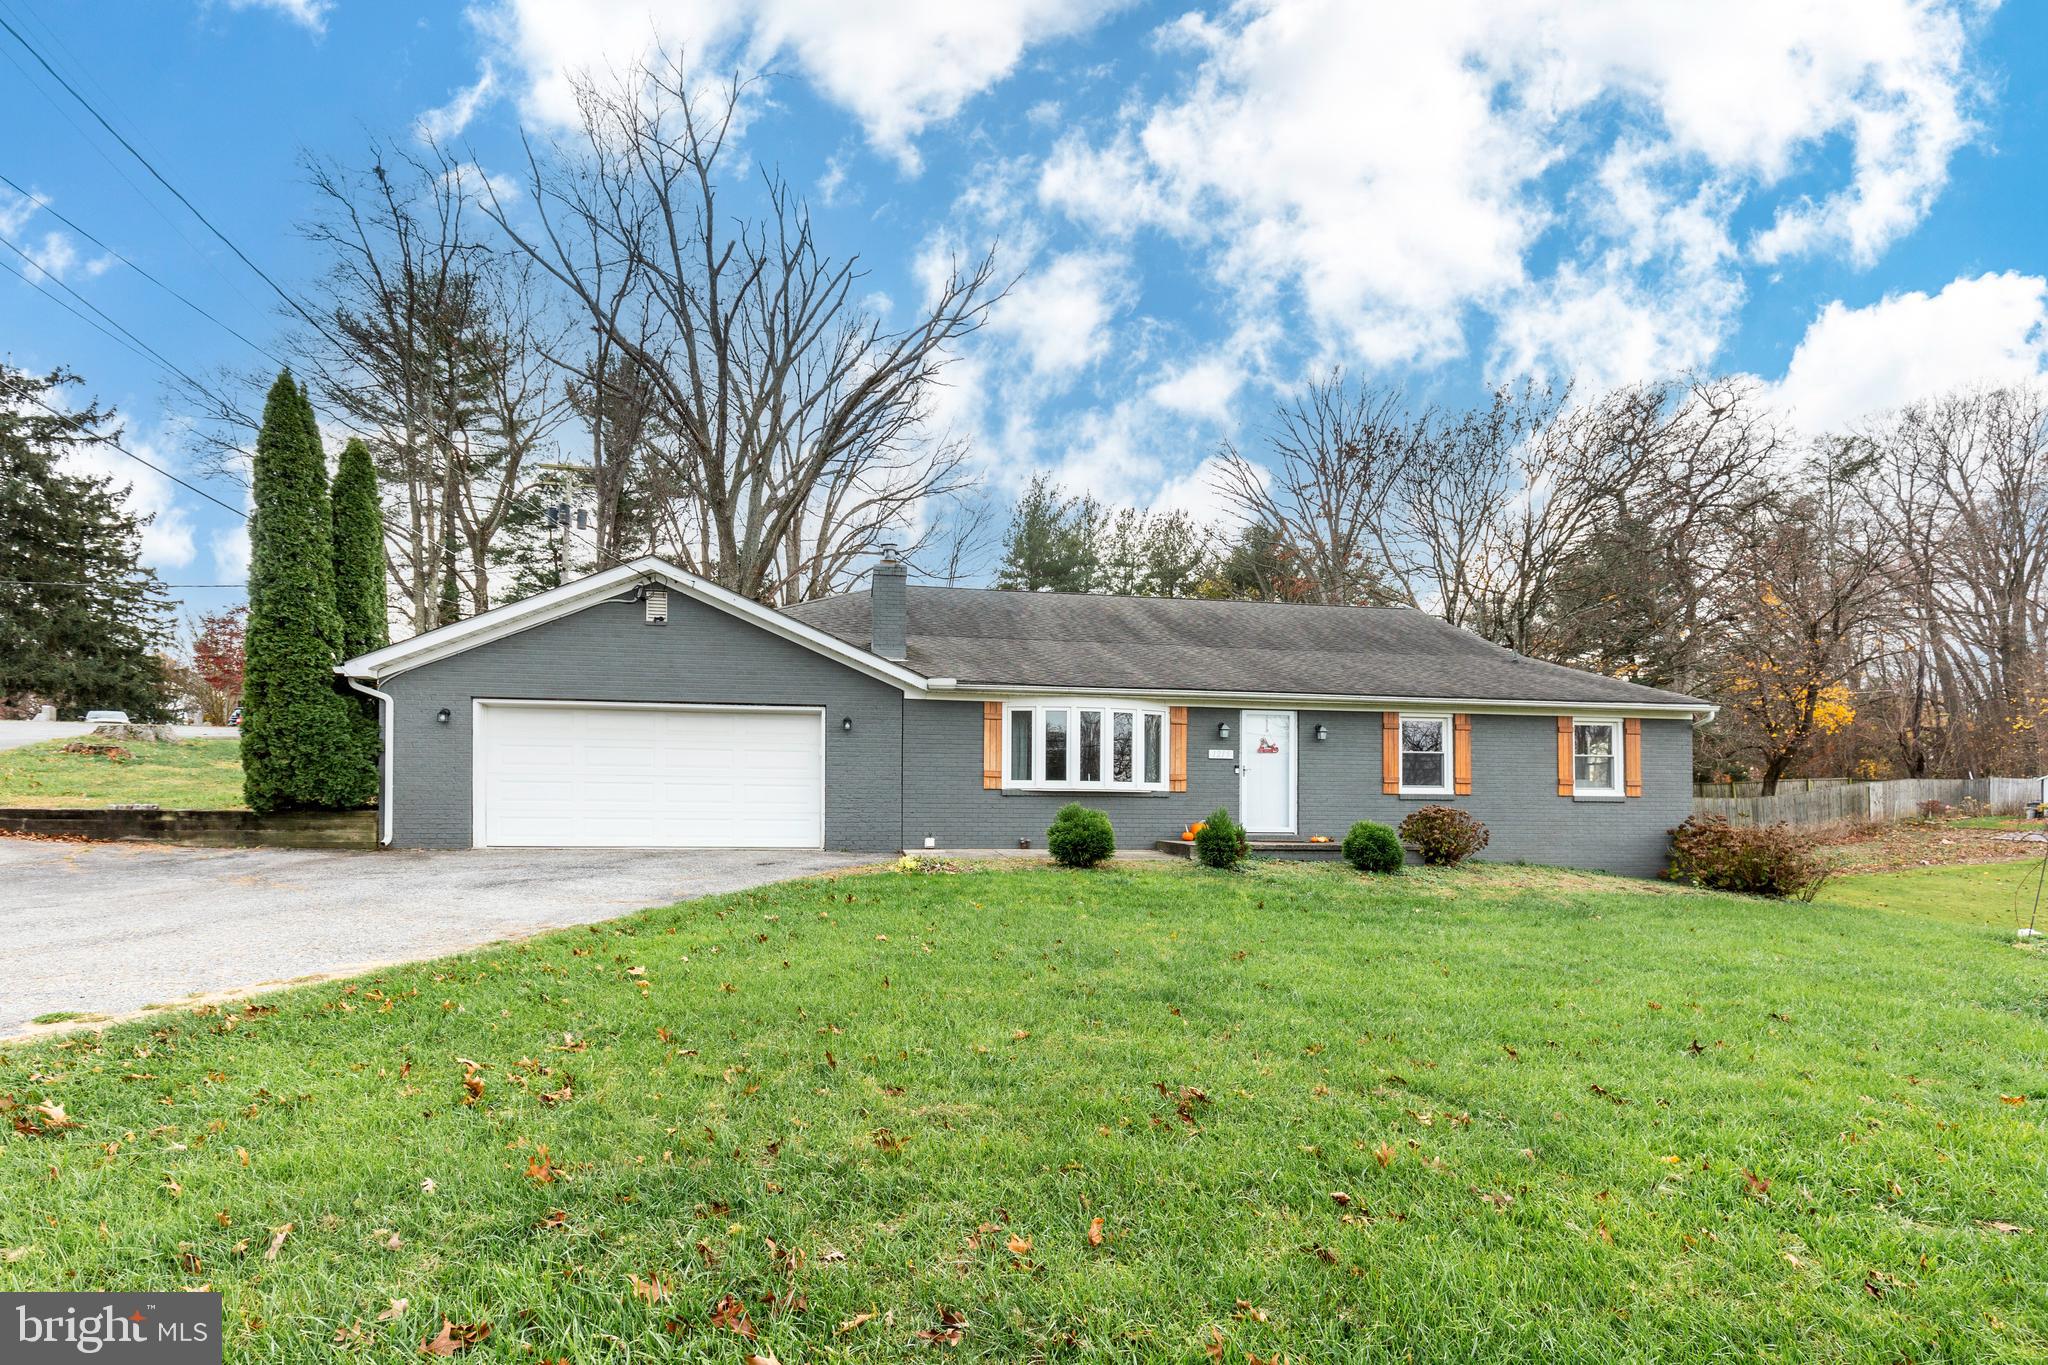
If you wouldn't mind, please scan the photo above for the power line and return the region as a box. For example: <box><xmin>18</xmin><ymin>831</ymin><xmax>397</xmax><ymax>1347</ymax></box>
<box><xmin>0</xmin><ymin>170</ymin><xmax>284</xmax><ymax>366</ymax></box>
<box><xmin>14</xmin><ymin>390</ymin><xmax>249</xmax><ymax>520</ymax></box>
<box><xmin>0</xmin><ymin>226</ymin><xmax>210</xmax><ymax>393</ymax></box>
<box><xmin>0</xmin><ymin>11</ymin><xmax>325</xmax><ymax>334</ymax></box>
<box><xmin>0</xmin><ymin>579</ymin><xmax>246</xmax><ymax>588</ymax></box>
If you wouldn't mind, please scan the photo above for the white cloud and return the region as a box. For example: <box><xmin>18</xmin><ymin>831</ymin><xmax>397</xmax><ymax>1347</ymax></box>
<box><xmin>1148</xmin><ymin>356</ymin><xmax>1246</xmax><ymax>422</ymax></box>
<box><xmin>18</xmin><ymin>230</ymin><xmax>115</xmax><ymax>285</ymax></box>
<box><xmin>1038</xmin><ymin>0</ymin><xmax>1986</xmax><ymax>370</ymax></box>
<box><xmin>59</xmin><ymin>433</ymin><xmax>197</xmax><ymax>573</ymax></box>
<box><xmin>479</xmin><ymin>0</ymin><xmax>1126</xmax><ymax>169</ymax></box>
<box><xmin>418</xmin><ymin>62</ymin><xmax>499</xmax><ymax>143</ymax></box>
<box><xmin>211</xmin><ymin>524</ymin><xmax>252</xmax><ymax>581</ymax></box>
<box><xmin>1767</xmin><ymin>272</ymin><xmax>2048</xmax><ymax>431</ymax></box>
<box><xmin>988</xmin><ymin>250</ymin><xmax>1130</xmax><ymax>375</ymax></box>
<box><xmin>222</xmin><ymin>0</ymin><xmax>332</xmax><ymax>33</ymax></box>
<box><xmin>0</xmin><ymin>184</ymin><xmax>38</xmax><ymax>237</ymax></box>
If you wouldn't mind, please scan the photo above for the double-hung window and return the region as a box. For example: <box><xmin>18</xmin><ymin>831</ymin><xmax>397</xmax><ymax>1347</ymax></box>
<box><xmin>1002</xmin><ymin>701</ymin><xmax>1171</xmax><ymax>792</ymax></box>
<box><xmin>1398</xmin><ymin>714</ymin><xmax>1454</xmax><ymax>795</ymax></box>
<box><xmin>1573</xmin><ymin>719</ymin><xmax>1623</xmax><ymax>796</ymax></box>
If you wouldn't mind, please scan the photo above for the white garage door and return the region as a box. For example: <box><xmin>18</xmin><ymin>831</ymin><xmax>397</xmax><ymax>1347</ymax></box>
<box><xmin>476</xmin><ymin>703</ymin><xmax>823</xmax><ymax>848</ymax></box>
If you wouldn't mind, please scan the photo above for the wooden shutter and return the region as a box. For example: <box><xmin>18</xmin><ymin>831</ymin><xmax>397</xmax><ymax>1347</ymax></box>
<box><xmin>1453</xmin><ymin>714</ymin><xmax>1472</xmax><ymax>795</ymax></box>
<box><xmin>1381</xmin><ymin>712</ymin><xmax>1400</xmax><ymax>794</ymax></box>
<box><xmin>1624</xmin><ymin>717</ymin><xmax>1642</xmax><ymax>797</ymax></box>
<box><xmin>1169</xmin><ymin>706</ymin><xmax>1188</xmax><ymax>792</ymax></box>
<box><xmin>1556</xmin><ymin>716</ymin><xmax>1574</xmax><ymax>796</ymax></box>
<box><xmin>982</xmin><ymin>702</ymin><xmax>1002</xmax><ymax>790</ymax></box>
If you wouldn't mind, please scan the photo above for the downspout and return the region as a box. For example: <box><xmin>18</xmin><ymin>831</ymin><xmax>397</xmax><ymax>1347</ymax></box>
<box><xmin>344</xmin><ymin>675</ymin><xmax>396</xmax><ymax>848</ymax></box>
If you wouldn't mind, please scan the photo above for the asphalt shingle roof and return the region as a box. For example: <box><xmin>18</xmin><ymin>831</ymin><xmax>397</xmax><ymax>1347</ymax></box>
<box><xmin>784</xmin><ymin>587</ymin><xmax>1708</xmax><ymax>708</ymax></box>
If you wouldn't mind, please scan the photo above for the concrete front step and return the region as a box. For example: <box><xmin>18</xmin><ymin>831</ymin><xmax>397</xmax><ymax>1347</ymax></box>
<box><xmin>1153</xmin><ymin>838</ymin><xmax>1344</xmax><ymax>860</ymax></box>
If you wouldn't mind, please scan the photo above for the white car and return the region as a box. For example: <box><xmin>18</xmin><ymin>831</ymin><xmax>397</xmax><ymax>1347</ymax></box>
<box><xmin>83</xmin><ymin>710</ymin><xmax>131</xmax><ymax>724</ymax></box>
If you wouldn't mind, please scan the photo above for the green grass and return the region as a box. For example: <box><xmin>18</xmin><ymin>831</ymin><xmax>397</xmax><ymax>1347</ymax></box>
<box><xmin>2</xmin><ymin>860</ymin><xmax>2043</xmax><ymax>1362</ymax></box>
<box><xmin>0</xmin><ymin>737</ymin><xmax>244</xmax><ymax>808</ymax></box>
<box><xmin>1819</xmin><ymin>858</ymin><xmax>2048</xmax><ymax>931</ymax></box>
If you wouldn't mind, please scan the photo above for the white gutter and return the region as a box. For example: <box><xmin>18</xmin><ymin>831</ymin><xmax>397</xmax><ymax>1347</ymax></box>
<box><xmin>344</xmin><ymin>676</ymin><xmax>396</xmax><ymax>847</ymax></box>
<box><xmin>929</xmin><ymin>680</ymin><xmax>1714</xmax><ymax>719</ymax></box>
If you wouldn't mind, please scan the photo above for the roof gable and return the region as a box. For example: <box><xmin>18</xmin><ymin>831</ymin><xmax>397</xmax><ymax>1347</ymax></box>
<box><xmin>338</xmin><ymin>557</ymin><xmax>929</xmax><ymax>690</ymax></box>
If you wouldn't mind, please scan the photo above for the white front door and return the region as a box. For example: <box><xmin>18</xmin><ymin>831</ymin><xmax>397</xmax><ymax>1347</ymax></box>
<box><xmin>1239</xmin><ymin>709</ymin><xmax>1296</xmax><ymax>833</ymax></box>
<box><xmin>475</xmin><ymin>702</ymin><xmax>824</xmax><ymax>849</ymax></box>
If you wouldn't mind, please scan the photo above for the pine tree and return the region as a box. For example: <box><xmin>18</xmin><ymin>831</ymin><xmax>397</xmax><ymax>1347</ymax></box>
<box><xmin>241</xmin><ymin>371</ymin><xmax>369</xmax><ymax>812</ymax></box>
<box><xmin>994</xmin><ymin>474</ymin><xmax>1100</xmax><ymax>593</ymax></box>
<box><xmin>0</xmin><ymin>366</ymin><xmax>174</xmax><ymax>718</ymax></box>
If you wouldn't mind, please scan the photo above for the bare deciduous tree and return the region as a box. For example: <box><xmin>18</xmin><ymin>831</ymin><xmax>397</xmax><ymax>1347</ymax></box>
<box><xmin>1210</xmin><ymin>370</ymin><xmax>1422</xmax><ymax>605</ymax></box>
<box><xmin>482</xmin><ymin>57</ymin><xmax>999</xmax><ymax>605</ymax></box>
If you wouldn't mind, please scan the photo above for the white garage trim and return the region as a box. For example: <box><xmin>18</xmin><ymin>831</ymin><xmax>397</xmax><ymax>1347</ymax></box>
<box><xmin>471</xmin><ymin>699</ymin><xmax>826</xmax><ymax>850</ymax></box>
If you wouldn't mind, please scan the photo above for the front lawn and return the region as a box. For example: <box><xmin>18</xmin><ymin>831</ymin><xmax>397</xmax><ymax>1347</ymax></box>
<box><xmin>0</xmin><ymin>736</ymin><xmax>244</xmax><ymax>808</ymax></box>
<box><xmin>2</xmin><ymin>860</ymin><xmax>2042</xmax><ymax>1361</ymax></box>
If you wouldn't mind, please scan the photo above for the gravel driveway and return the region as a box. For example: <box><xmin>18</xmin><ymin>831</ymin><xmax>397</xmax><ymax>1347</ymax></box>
<box><xmin>0</xmin><ymin>841</ymin><xmax>870</xmax><ymax>1037</ymax></box>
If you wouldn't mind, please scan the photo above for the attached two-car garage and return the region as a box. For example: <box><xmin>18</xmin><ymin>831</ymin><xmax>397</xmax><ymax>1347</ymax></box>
<box><xmin>474</xmin><ymin>702</ymin><xmax>824</xmax><ymax>849</ymax></box>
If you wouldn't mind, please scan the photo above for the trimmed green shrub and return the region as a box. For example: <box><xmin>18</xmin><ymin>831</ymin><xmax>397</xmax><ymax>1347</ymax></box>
<box><xmin>1398</xmin><ymin>804</ymin><xmax>1490</xmax><ymax>865</ymax></box>
<box><xmin>1193</xmin><ymin>807</ymin><xmax>1248</xmax><ymax>869</ymax></box>
<box><xmin>1047</xmin><ymin>803</ymin><xmax>1115</xmax><ymax>867</ymax></box>
<box><xmin>1665</xmin><ymin>814</ymin><xmax>1830</xmax><ymax>900</ymax></box>
<box><xmin>242</xmin><ymin>372</ymin><xmax>371</xmax><ymax>814</ymax></box>
<box><xmin>1342</xmin><ymin>820</ymin><xmax>1403</xmax><ymax>873</ymax></box>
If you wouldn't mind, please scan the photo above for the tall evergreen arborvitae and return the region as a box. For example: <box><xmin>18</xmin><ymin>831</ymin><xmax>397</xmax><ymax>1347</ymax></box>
<box><xmin>330</xmin><ymin>438</ymin><xmax>389</xmax><ymax>660</ymax></box>
<box><xmin>0</xmin><ymin>365</ymin><xmax>174</xmax><ymax>718</ymax></box>
<box><xmin>329</xmin><ymin>436</ymin><xmax>389</xmax><ymax>797</ymax></box>
<box><xmin>241</xmin><ymin>371</ymin><xmax>369</xmax><ymax>812</ymax></box>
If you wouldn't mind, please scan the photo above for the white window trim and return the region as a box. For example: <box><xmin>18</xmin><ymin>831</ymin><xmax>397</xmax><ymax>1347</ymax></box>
<box><xmin>1572</xmin><ymin>717</ymin><xmax>1626</xmax><ymax>797</ymax></box>
<box><xmin>1001</xmin><ymin>699</ymin><xmax>1172</xmax><ymax>793</ymax></box>
<box><xmin>1397</xmin><ymin>712</ymin><xmax>1457</xmax><ymax>797</ymax></box>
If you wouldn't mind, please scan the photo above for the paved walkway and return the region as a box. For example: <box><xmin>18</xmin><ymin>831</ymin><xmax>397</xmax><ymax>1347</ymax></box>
<box><xmin>1</xmin><ymin>841</ymin><xmax>869</xmax><ymax>1036</ymax></box>
<box><xmin>0</xmin><ymin>721</ymin><xmax>240</xmax><ymax>751</ymax></box>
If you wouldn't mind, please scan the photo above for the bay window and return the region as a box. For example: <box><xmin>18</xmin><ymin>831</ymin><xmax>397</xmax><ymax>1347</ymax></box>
<box><xmin>1002</xmin><ymin>701</ymin><xmax>1171</xmax><ymax>792</ymax></box>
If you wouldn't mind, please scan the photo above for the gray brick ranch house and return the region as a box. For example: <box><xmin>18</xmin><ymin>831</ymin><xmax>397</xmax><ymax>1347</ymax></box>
<box><xmin>338</xmin><ymin>553</ymin><xmax>1714</xmax><ymax>876</ymax></box>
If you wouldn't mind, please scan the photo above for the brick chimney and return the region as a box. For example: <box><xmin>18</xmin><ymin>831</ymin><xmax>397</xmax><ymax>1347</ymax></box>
<box><xmin>871</xmin><ymin>544</ymin><xmax>908</xmax><ymax>661</ymax></box>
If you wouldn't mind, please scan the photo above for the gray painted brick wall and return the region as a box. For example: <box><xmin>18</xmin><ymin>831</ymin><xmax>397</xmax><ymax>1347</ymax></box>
<box><xmin>906</xmin><ymin>701</ymin><xmax>1691</xmax><ymax>877</ymax></box>
<box><xmin>376</xmin><ymin>592</ymin><xmax>1692</xmax><ymax>876</ymax></box>
<box><xmin>380</xmin><ymin>594</ymin><xmax>905</xmax><ymax>850</ymax></box>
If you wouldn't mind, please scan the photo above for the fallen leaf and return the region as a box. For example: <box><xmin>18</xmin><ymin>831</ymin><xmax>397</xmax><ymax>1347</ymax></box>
<box><xmin>629</xmin><ymin>1271</ymin><xmax>671</xmax><ymax>1303</ymax></box>
<box><xmin>1372</xmin><ymin>1143</ymin><xmax>1396</xmax><ymax>1168</ymax></box>
<box><xmin>744</xmin><ymin>1356</ymin><xmax>780</xmax><ymax>1365</ymax></box>
<box><xmin>1740</xmin><ymin>1169</ymin><xmax>1771</xmax><ymax>1201</ymax></box>
<box><xmin>1976</xmin><ymin>1219</ymin><xmax>2032</xmax><ymax>1235</ymax></box>
<box><xmin>264</xmin><ymin>1223</ymin><xmax>292</xmax><ymax>1261</ymax></box>
<box><xmin>1087</xmin><ymin>1216</ymin><xmax>1104</xmax><ymax>1247</ymax></box>
<box><xmin>525</xmin><ymin>1145</ymin><xmax>558</xmax><ymax>1185</ymax></box>
<box><xmin>420</xmin><ymin>1320</ymin><xmax>489</xmax><ymax>1356</ymax></box>
<box><xmin>836</xmin><ymin>1310</ymin><xmax>876</xmax><ymax>1335</ymax></box>
<box><xmin>1999</xmin><ymin>1094</ymin><xmax>2027</xmax><ymax>1106</ymax></box>
<box><xmin>709</xmin><ymin>1293</ymin><xmax>756</xmax><ymax>1340</ymax></box>
<box><xmin>1329</xmin><ymin>1191</ymin><xmax>1352</xmax><ymax>1206</ymax></box>
<box><xmin>378</xmin><ymin>1299</ymin><xmax>409</xmax><ymax>1322</ymax></box>
<box><xmin>1005</xmin><ymin>1233</ymin><xmax>1032</xmax><ymax>1256</ymax></box>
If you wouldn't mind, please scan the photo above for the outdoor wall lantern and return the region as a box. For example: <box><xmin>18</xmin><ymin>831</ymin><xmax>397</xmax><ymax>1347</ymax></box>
<box><xmin>436</xmin><ymin>707</ymin><xmax>452</xmax><ymax>724</ymax></box>
<box><xmin>842</xmin><ymin>715</ymin><xmax>854</xmax><ymax>733</ymax></box>
<box><xmin>1314</xmin><ymin>724</ymin><xmax>1329</xmax><ymax>742</ymax></box>
<box><xmin>1216</xmin><ymin>721</ymin><xmax>1231</xmax><ymax>740</ymax></box>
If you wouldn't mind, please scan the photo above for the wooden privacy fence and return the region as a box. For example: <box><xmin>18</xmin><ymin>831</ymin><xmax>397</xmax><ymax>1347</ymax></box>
<box><xmin>1692</xmin><ymin>777</ymin><xmax>2043</xmax><ymax>828</ymax></box>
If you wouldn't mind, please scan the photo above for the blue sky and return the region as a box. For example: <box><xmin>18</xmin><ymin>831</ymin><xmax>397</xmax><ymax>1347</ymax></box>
<box><xmin>4</xmin><ymin>0</ymin><xmax>2046</xmax><ymax>625</ymax></box>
